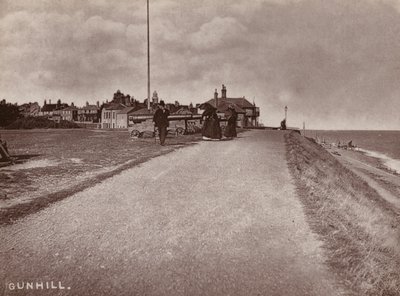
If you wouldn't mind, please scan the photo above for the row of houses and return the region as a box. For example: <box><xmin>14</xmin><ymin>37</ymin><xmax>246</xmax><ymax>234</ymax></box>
<box><xmin>17</xmin><ymin>85</ymin><xmax>260</xmax><ymax>129</ymax></box>
<box><xmin>100</xmin><ymin>86</ymin><xmax>259</xmax><ymax>129</ymax></box>
<box><xmin>18</xmin><ymin>100</ymin><xmax>101</xmax><ymax>123</ymax></box>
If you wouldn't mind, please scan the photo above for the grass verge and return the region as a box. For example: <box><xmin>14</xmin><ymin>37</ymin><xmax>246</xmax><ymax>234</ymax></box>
<box><xmin>285</xmin><ymin>131</ymin><xmax>400</xmax><ymax>296</ymax></box>
<box><xmin>0</xmin><ymin>136</ymin><xmax>201</xmax><ymax>225</ymax></box>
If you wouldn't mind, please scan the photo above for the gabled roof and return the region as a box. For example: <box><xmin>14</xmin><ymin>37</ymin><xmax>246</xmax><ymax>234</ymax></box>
<box><xmin>117</xmin><ymin>107</ymin><xmax>136</xmax><ymax>114</ymax></box>
<box><xmin>104</xmin><ymin>103</ymin><xmax>126</xmax><ymax>110</ymax></box>
<box><xmin>130</xmin><ymin>108</ymin><xmax>154</xmax><ymax>116</ymax></box>
<box><xmin>82</xmin><ymin>105</ymin><xmax>99</xmax><ymax>110</ymax></box>
<box><xmin>41</xmin><ymin>104</ymin><xmax>68</xmax><ymax>112</ymax></box>
<box><xmin>216</xmin><ymin>101</ymin><xmax>246</xmax><ymax>114</ymax></box>
<box><xmin>204</xmin><ymin>99</ymin><xmax>246</xmax><ymax>113</ymax></box>
<box><xmin>206</xmin><ymin>97</ymin><xmax>255</xmax><ymax>109</ymax></box>
<box><xmin>41</xmin><ymin>104</ymin><xmax>58</xmax><ymax>112</ymax></box>
<box><xmin>61</xmin><ymin>106</ymin><xmax>78</xmax><ymax>111</ymax></box>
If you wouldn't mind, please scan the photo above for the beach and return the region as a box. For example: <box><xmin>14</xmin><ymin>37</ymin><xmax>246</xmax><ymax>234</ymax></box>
<box><xmin>330</xmin><ymin>147</ymin><xmax>400</xmax><ymax>209</ymax></box>
<box><xmin>306</xmin><ymin>130</ymin><xmax>400</xmax><ymax>174</ymax></box>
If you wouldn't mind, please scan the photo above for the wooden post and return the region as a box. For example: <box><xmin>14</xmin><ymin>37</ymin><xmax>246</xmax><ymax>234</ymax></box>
<box><xmin>147</xmin><ymin>0</ymin><xmax>150</xmax><ymax>111</ymax></box>
<box><xmin>284</xmin><ymin>106</ymin><xmax>288</xmax><ymax>125</ymax></box>
<box><xmin>0</xmin><ymin>142</ymin><xmax>11</xmax><ymax>162</ymax></box>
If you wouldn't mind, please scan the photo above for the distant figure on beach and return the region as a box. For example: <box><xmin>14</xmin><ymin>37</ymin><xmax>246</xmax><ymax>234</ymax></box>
<box><xmin>224</xmin><ymin>104</ymin><xmax>237</xmax><ymax>138</ymax></box>
<box><xmin>280</xmin><ymin>119</ymin><xmax>287</xmax><ymax>130</ymax></box>
<box><xmin>201</xmin><ymin>103</ymin><xmax>222</xmax><ymax>140</ymax></box>
<box><xmin>153</xmin><ymin>100</ymin><xmax>170</xmax><ymax>146</ymax></box>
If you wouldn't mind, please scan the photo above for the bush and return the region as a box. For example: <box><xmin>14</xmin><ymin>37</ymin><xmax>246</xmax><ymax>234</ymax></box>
<box><xmin>6</xmin><ymin>117</ymin><xmax>81</xmax><ymax>129</ymax></box>
<box><xmin>0</xmin><ymin>104</ymin><xmax>20</xmax><ymax>127</ymax></box>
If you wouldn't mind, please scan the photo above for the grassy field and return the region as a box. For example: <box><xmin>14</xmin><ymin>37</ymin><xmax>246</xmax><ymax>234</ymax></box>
<box><xmin>285</xmin><ymin>131</ymin><xmax>400</xmax><ymax>296</ymax></box>
<box><xmin>0</xmin><ymin>129</ymin><xmax>202</xmax><ymax>224</ymax></box>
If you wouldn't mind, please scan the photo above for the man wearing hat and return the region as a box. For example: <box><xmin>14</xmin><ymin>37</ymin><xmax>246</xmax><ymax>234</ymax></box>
<box><xmin>153</xmin><ymin>100</ymin><xmax>170</xmax><ymax>145</ymax></box>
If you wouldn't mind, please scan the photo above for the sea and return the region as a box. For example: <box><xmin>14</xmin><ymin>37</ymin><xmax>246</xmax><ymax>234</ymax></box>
<box><xmin>304</xmin><ymin>130</ymin><xmax>400</xmax><ymax>174</ymax></box>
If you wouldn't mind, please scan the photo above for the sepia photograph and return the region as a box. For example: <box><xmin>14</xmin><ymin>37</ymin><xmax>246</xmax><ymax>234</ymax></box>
<box><xmin>0</xmin><ymin>0</ymin><xmax>399</xmax><ymax>295</ymax></box>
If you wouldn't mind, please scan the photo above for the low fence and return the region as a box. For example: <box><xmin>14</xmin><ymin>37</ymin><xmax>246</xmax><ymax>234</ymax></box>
<box><xmin>128</xmin><ymin>115</ymin><xmax>204</xmax><ymax>138</ymax></box>
<box><xmin>75</xmin><ymin>122</ymin><xmax>101</xmax><ymax>129</ymax></box>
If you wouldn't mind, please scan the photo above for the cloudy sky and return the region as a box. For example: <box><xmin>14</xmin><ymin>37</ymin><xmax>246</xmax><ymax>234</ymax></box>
<box><xmin>1</xmin><ymin>0</ymin><xmax>400</xmax><ymax>129</ymax></box>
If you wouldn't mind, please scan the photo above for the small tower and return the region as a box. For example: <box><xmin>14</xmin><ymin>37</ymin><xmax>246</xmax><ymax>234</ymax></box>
<box><xmin>152</xmin><ymin>91</ymin><xmax>159</xmax><ymax>105</ymax></box>
<box><xmin>221</xmin><ymin>84</ymin><xmax>227</xmax><ymax>99</ymax></box>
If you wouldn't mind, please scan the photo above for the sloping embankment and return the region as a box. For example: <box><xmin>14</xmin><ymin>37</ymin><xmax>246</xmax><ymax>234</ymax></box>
<box><xmin>285</xmin><ymin>131</ymin><xmax>400</xmax><ymax>296</ymax></box>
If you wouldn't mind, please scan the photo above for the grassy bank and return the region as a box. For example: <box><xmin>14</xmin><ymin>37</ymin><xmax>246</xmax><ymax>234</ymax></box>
<box><xmin>0</xmin><ymin>129</ymin><xmax>203</xmax><ymax>224</ymax></box>
<box><xmin>285</xmin><ymin>131</ymin><xmax>400</xmax><ymax>296</ymax></box>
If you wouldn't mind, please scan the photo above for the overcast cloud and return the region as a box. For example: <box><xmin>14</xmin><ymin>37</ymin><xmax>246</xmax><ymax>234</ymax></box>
<box><xmin>0</xmin><ymin>0</ymin><xmax>399</xmax><ymax>129</ymax></box>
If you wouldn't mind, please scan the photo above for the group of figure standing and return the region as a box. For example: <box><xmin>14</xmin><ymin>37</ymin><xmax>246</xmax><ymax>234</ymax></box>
<box><xmin>201</xmin><ymin>103</ymin><xmax>237</xmax><ymax>141</ymax></box>
<box><xmin>153</xmin><ymin>101</ymin><xmax>237</xmax><ymax>146</ymax></box>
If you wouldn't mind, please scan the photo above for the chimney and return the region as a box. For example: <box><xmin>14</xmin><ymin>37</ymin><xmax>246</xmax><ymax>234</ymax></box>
<box><xmin>71</xmin><ymin>102</ymin><xmax>75</xmax><ymax>107</ymax></box>
<box><xmin>86</xmin><ymin>101</ymin><xmax>89</xmax><ymax>107</ymax></box>
<box><xmin>49</xmin><ymin>99</ymin><xmax>51</xmax><ymax>105</ymax></box>
<box><xmin>214</xmin><ymin>89</ymin><xmax>218</xmax><ymax>108</ymax></box>
<box><xmin>221</xmin><ymin>84</ymin><xmax>226</xmax><ymax>99</ymax></box>
<box><xmin>96</xmin><ymin>101</ymin><xmax>100</xmax><ymax>108</ymax></box>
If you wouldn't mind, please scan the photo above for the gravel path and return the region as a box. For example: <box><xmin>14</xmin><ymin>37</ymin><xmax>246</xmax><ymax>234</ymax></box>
<box><xmin>1</xmin><ymin>130</ymin><xmax>341</xmax><ymax>296</ymax></box>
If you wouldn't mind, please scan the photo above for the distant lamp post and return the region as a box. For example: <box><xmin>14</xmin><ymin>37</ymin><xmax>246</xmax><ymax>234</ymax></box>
<box><xmin>284</xmin><ymin>106</ymin><xmax>288</xmax><ymax>124</ymax></box>
<box><xmin>146</xmin><ymin>0</ymin><xmax>150</xmax><ymax>111</ymax></box>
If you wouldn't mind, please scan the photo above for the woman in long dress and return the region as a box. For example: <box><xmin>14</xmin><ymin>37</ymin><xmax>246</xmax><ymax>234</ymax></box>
<box><xmin>201</xmin><ymin>103</ymin><xmax>222</xmax><ymax>140</ymax></box>
<box><xmin>224</xmin><ymin>105</ymin><xmax>237</xmax><ymax>138</ymax></box>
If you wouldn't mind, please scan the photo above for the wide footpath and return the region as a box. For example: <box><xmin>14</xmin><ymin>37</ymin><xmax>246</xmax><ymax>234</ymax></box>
<box><xmin>1</xmin><ymin>130</ymin><xmax>343</xmax><ymax>296</ymax></box>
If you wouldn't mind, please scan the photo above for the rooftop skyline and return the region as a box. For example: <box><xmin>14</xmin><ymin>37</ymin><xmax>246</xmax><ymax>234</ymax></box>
<box><xmin>1</xmin><ymin>0</ymin><xmax>400</xmax><ymax>130</ymax></box>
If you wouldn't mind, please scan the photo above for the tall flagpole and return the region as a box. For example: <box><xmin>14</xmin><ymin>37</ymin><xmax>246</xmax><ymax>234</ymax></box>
<box><xmin>147</xmin><ymin>0</ymin><xmax>150</xmax><ymax>111</ymax></box>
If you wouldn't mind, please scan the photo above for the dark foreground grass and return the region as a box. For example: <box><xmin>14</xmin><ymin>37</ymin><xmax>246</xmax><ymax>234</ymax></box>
<box><xmin>0</xmin><ymin>129</ymin><xmax>202</xmax><ymax>225</ymax></box>
<box><xmin>285</xmin><ymin>131</ymin><xmax>400</xmax><ymax>296</ymax></box>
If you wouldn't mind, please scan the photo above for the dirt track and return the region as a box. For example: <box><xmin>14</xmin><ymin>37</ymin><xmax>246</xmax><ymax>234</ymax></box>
<box><xmin>0</xmin><ymin>130</ymin><xmax>342</xmax><ymax>296</ymax></box>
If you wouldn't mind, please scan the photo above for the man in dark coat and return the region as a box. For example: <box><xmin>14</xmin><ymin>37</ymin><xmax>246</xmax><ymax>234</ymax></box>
<box><xmin>153</xmin><ymin>100</ymin><xmax>170</xmax><ymax>145</ymax></box>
